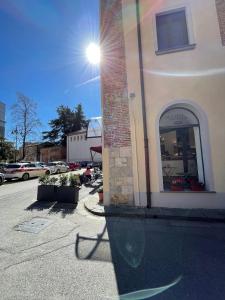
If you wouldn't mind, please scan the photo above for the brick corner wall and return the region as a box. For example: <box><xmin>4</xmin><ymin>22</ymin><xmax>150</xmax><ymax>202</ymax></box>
<box><xmin>101</xmin><ymin>0</ymin><xmax>134</xmax><ymax>205</ymax></box>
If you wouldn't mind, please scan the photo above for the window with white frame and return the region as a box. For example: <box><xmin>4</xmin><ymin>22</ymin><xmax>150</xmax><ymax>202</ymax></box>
<box><xmin>156</xmin><ymin>8</ymin><xmax>193</xmax><ymax>53</ymax></box>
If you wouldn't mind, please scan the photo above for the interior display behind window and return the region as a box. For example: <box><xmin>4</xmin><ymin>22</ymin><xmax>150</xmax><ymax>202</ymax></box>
<box><xmin>160</xmin><ymin>108</ymin><xmax>205</xmax><ymax>191</ymax></box>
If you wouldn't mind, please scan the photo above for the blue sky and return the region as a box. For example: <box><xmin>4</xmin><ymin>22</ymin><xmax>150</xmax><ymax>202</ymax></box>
<box><xmin>0</xmin><ymin>0</ymin><xmax>100</xmax><ymax>141</ymax></box>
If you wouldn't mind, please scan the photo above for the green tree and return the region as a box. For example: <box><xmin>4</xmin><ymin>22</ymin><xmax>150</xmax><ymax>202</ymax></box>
<box><xmin>42</xmin><ymin>104</ymin><xmax>88</xmax><ymax>146</ymax></box>
<box><xmin>11</xmin><ymin>93</ymin><xmax>41</xmax><ymax>159</ymax></box>
<box><xmin>0</xmin><ymin>138</ymin><xmax>16</xmax><ymax>162</ymax></box>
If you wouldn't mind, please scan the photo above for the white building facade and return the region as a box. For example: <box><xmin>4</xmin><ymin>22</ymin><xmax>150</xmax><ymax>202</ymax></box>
<box><xmin>67</xmin><ymin>117</ymin><xmax>102</xmax><ymax>162</ymax></box>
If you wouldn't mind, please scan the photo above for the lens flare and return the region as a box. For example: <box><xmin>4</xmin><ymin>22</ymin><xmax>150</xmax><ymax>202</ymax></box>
<box><xmin>86</xmin><ymin>43</ymin><xmax>101</xmax><ymax>65</ymax></box>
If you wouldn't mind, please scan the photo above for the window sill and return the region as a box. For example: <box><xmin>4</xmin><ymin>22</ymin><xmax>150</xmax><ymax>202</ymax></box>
<box><xmin>156</xmin><ymin>44</ymin><xmax>196</xmax><ymax>55</ymax></box>
<box><xmin>160</xmin><ymin>191</ymin><xmax>216</xmax><ymax>194</ymax></box>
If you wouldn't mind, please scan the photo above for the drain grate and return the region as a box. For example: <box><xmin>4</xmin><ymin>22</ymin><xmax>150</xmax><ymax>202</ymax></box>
<box><xmin>15</xmin><ymin>218</ymin><xmax>53</xmax><ymax>234</ymax></box>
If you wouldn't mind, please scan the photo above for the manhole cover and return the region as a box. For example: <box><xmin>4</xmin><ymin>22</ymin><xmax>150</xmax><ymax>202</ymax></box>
<box><xmin>15</xmin><ymin>218</ymin><xmax>53</xmax><ymax>234</ymax></box>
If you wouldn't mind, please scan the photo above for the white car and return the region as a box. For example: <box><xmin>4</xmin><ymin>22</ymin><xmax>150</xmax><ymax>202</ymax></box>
<box><xmin>0</xmin><ymin>173</ymin><xmax>5</xmax><ymax>185</ymax></box>
<box><xmin>4</xmin><ymin>163</ymin><xmax>51</xmax><ymax>181</ymax></box>
<box><xmin>47</xmin><ymin>161</ymin><xmax>69</xmax><ymax>174</ymax></box>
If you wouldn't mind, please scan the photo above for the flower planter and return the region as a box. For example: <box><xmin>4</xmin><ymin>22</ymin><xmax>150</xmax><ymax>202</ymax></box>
<box><xmin>98</xmin><ymin>191</ymin><xmax>103</xmax><ymax>203</ymax></box>
<box><xmin>171</xmin><ymin>185</ymin><xmax>184</xmax><ymax>192</ymax></box>
<box><xmin>56</xmin><ymin>186</ymin><xmax>79</xmax><ymax>203</ymax></box>
<box><xmin>37</xmin><ymin>185</ymin><xmax>56</xmax><ymax>202</ymax></box>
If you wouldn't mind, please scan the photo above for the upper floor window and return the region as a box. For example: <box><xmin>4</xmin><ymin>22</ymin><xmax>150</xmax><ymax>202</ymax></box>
<box><xmin>74</xmin><ymin>136</ymin><xmax>76</xmax><ymax>141</ymax></box>
<box><xmin>155</xmin><ymin>8</ymin><xmax>195</xmax><ymax>54</ymax></box>
<box><xmin>70</xmin><ymin>137</ymin><xmax>72</xmax><ymax>142</ymax></box>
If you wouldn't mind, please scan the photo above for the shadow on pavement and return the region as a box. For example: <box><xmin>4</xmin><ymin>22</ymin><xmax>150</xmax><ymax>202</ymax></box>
<box><xmin>75</xmin><ymin>217</ymin><xmax>225</xmax><ymax>299</ymax></box>
<box><xmin>25</xmin><ymin>201</ymin><xmax>78</xmax><ymax>218</ymax></box>
<box><xmin>48</xmin><ymin>202</ymin><xmax>78</xmax><ymax>218</ymax></box>
<box><xmin>25</xmin><ymin>201</ymin><xmax>55</xmax><ymax>211</ymax></box>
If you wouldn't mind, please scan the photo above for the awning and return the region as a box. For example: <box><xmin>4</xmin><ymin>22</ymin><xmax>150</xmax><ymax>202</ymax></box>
<box><xmin>90</xmin><ymin>146</ymin><xmax>102</xmax><ymax>154</ymax></box>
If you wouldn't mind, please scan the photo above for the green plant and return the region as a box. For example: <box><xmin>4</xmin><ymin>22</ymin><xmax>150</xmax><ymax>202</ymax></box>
<box><xmin>39</xmin><ymin>174</ymin><xmax>50</xmax><ymax>185</ymax></box>
<box><xmin>59</xmin><ymin>174</ymin><xmax>68</xmax><ymax>186</ymax></box>
<box><xmin>39</xmin><ymin>175</ymin><xmax>58</xmax><ymax>185</ymax></box>
<box><xmin>69</xmin><ymin>174</ymin><xmax>79</xmax><ymax>187</ymax></box>
<box><xmin>49</xmin><ymin>177</ymin><xmax>58</xmax><ymax>185</ymax></box>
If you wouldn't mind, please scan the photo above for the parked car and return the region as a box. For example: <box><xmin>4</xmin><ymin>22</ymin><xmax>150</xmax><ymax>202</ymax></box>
<box><xmin>79</xmin><ymin>161</ymin><xmax>92</xmax><ymax>168</ymax></box>
<box><xmin>68</xmin><ymin>162</ymin><xmax>81</xmax><ymax>171</ymax></box>
<box><xmin>47</xmin><ymin>161</ymin><xmax>69</xmax><ymax>174</ymax></box>
<box><xmin>0</xmin><ymin>163</ymin><xmax>7</xmax><ymax>172</ymax></box>
<box><xmin>4</xmin><ymin>163</ymin><xmax>51</xmax><ymax>181</ymax></box>
<box><xmin>87</xmin><ymin>161</ymin><xmax>102</xmax><ymax>169</ymax></box>
<box><xmin>0</xmin><ymin>173</ymin><xmax>5</xmax><ymax>185</ymax></box>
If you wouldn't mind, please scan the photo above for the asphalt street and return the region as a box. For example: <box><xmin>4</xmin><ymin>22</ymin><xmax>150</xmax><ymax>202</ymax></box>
<box><xmin>0</xmin><ymin>176</ymin><xmax>225</xmax><ymax>299</ymax></box>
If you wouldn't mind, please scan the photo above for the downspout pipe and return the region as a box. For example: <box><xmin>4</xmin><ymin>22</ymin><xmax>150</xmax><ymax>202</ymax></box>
<box><xmin>135</xmin><ymin>0</ymin><xmax>151</xmax><ymax>208</ymax></box>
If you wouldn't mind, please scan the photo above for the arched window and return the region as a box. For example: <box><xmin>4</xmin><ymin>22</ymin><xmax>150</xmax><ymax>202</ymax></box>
<box><xmin>159</xmin><ymin>107</ymin><xmax>205</xmax><ymax>191</ymax></box>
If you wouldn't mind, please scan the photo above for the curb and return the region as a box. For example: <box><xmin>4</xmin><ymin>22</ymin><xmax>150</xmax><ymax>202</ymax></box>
<box><xmin>84</xmin><ymin>201</ymin><xmax>225</xmax><ymax>223</ymax></box>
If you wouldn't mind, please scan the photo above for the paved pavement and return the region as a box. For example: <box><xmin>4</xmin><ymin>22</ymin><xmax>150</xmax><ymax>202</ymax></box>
<box><xmin>1</xmin><ymin>177</ymin><xmax>225</xmax><ymax>299</ymax></box>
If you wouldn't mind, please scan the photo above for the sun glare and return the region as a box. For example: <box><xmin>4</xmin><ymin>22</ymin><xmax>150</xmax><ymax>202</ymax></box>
<box><xmin>86</xmin><ymin>43</ymin><xmax>101</xmax><ymax>65</ymax></box>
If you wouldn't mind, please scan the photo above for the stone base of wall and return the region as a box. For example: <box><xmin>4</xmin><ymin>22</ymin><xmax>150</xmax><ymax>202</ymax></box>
<box><xmin>108</xmin><ymin>146</ymin><xmax>134</xmax><ymax>205</ymax></box>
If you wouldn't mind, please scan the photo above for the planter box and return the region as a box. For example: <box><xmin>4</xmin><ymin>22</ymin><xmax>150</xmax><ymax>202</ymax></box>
<box><xmin>37</xmin><ymin>185</ymin><xmax>56</xmax><ymax>202</ymax></box>
<box><xmin>171</xmin><ymin>185</ymin><xmax>184</xmax><ymax>192</ymax></box>
<box><xmin>56</xmin><ymin>186</ymin><xmax>79</xmax><ymax>203</ymax></box>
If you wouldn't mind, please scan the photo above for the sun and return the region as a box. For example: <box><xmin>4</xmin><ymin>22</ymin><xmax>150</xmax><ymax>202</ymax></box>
<box><xmin>86</xmin><ymin>43</ymin><xmax>101</xmax><ymax>65</ymax></box>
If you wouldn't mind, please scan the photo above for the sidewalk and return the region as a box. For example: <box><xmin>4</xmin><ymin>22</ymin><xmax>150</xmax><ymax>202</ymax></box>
<box><xmin>84</xmin><ymin>195</ymin><xmax>225</xmax><ymax>223</ymax></box>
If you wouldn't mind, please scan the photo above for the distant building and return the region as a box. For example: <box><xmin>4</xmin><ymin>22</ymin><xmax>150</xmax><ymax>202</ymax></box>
<box><xmin>0</xmin><ymin>102</ymin><xmax>5</xmax><ymax>138</ymax></box>
<box><xmin>19</xmin><ymin>142</ymin><xmax>41</xmax><ymax>162</ymax></box>
<box><xmin>67</xmin><ymin>117</ymin><xmax>102</xmax><ymax>162</ymax></box>
<box><xmin>40</xmin><ymin>144</ymin><xmax>66</xmax><ymax>163</ymax></box>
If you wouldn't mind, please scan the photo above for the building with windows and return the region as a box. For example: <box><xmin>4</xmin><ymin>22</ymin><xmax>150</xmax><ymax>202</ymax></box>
<box><xmin>0</xmin><ymin>102</ymin><xmax>5</xmax><ymax>138</ymax></box>
<box><xmin>101</xmin><ymin>0</ymin><xmax>225</xmax><ymax>208</ymax></box>
<box><xmin>67</xmin><ymin>117</ymin><xmax>102</xmax><ymax>162</ymax></box>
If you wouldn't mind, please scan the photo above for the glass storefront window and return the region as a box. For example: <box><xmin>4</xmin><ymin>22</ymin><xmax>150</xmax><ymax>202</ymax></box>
<box><xmin>160</xmin><ymin>108</ymin><xmax>205</xmax><ymax>191</ymax></box>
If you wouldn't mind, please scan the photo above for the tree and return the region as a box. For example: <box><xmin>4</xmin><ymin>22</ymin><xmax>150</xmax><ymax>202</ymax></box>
<box><xmin>42</xmin><ymin>104</ymin><xmax>88</xmax><ymax>146</ymax></box>
<box><xmin>0</xmin><ymin>138</ymin><xmax>16</xmax><ymax>162</ymax></box>
<box><xmin>11</xmin><ymin>93</ymin><xmax>41</xmax><ymax>159</ymax></box>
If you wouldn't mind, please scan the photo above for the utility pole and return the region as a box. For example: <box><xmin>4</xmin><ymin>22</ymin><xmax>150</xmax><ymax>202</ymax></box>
<box><xmin>11</xmin><ymin>126</ymin><xmax>19</xmax><ymax>162</ymax></box>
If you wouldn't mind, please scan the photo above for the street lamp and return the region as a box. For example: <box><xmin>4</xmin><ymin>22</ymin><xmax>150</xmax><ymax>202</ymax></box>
<box><xmin>11</xmin><ymin>126</ymin><xmax>19</xmax><ymax>162</ymax></box>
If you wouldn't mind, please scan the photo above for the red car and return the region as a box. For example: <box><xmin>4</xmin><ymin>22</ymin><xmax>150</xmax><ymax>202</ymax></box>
<box><xmin>68</xmin><ymin>162</ymin><xmax>81</xmax><ymax>171</ymax></box>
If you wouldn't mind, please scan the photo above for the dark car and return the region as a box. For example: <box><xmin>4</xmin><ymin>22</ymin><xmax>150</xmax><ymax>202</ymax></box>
<box><xmin>0</xmin><ymin>173</ymin><xmax>5</xmax><ymax>185</ymax></box>
<box><xmin>87</xmin><ymin>161</ymin><xmax>102</xmax><ymax>169</ymax></box>
<box><xmin>79</xmin><ymin>161</ymin><xmax>92</xmax><ymax>168</ymax></box>
<box><xmin>0</xmin><ymin>163</ymin><xmax>7</xmax><ymax>172</ymax></box>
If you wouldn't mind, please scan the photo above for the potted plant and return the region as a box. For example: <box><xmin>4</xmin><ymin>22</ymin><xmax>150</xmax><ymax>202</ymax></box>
<box><xmin>37</xmin><ymin>174</ymin><xmax>58</xmax><ymax>202</ymax></box>
<box><xmin>97</xmin><ymin>187</ymin><xmax>103</xmax><ymax>203</ymax></box>
<box><xmin>56</xmin><ymin>174</ymin><xmax>80</xmax><ymax>203</ymax></box>
<box><xmin>171</xmin><ymin>178</ymin><xmax>184</xmax><ymax>191</ymax></box>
